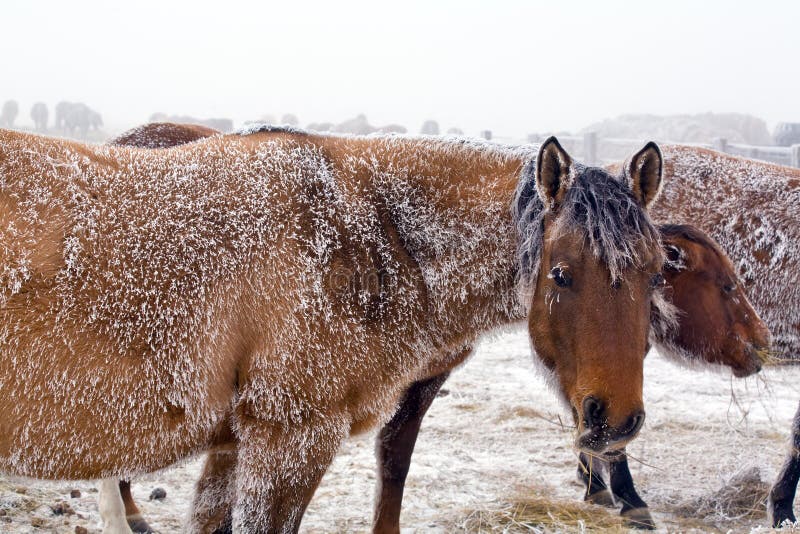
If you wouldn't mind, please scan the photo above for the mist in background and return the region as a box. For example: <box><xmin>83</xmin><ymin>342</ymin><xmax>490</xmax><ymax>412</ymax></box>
<box><xmin>2</xmin><ymin>0</ymin><xmax>798</xmax><ymax>139</ymax></box>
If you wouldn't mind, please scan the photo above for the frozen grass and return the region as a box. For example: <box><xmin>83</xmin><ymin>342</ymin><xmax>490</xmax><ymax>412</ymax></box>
<box><xmin>675</xmin><ymin>466</ymin><xmax>770</xmax><ymax>522</ymax></box>
<box><xmin>456</xmin><ymin>487</ymin><xmax>627</xmax><ymax>533</ymax></box>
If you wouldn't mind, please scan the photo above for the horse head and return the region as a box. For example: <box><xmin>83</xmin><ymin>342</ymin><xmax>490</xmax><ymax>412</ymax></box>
<box><xmin>652</xmin><ymin>223</ymin><xmax>771</xmax><ymax>377</ymax></box>
<box><xmin>516</xmin><ymin>137</ymin><xmax>667</xmax><ymax>454</ymax></box>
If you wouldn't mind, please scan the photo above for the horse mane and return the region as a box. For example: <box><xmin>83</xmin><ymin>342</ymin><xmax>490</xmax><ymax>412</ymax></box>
<box><xmin>658</xmin><ymin>223</ymin><xmax>723</xmax><ymax>254</ymax></box>
<box><xmin>513</xmin><ymin>162</ymin><xmax>662</xmax><ymax>298</ymax></box>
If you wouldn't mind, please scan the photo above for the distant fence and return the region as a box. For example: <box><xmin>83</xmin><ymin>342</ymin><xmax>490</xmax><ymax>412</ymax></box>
<box><xmin>487</xmin><ymin>131</ymin><xmax>800</xmax><ymax>169</ymax></box>
<box><xmin>533</xmin><ymin>132</ymin><xmax>800</xmax><ymax>168</ymax></box>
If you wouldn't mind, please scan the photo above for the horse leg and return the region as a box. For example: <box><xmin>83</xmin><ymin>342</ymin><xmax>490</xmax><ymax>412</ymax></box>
<box><xmin>373</xmin><ymin>371</ymin><xmax>450</xmax><ymax>534</ymax></box>
<box><xmin>188</xmin><ymin>446</ymin><xmax>238</xmax><ymax>534</ymax></box>
<box><xmin>607</xmin><ymin>451</ymin><xmax>655</xmax><ymax>530</ymax></box>
<box><xmin>231</xmin><ymin>413</ymin><xmax>348</xmax><ymax>533</ymax></box>
<box><xmin>118</xmin><ymin>480</ymin><xmax>154</xmax><ymax>533</ymax></box>
<box><xmin>576</xmin><ymin>452</ymin><xmax>615</xmax><ymax>507</ymax></box>
<box><xmin>769</xmin><ymin>400</ymin><xmax>800</xmax><ymax>527</ymax></box>
<box><xmin>99</xmin><ymin>478</ymin><xmax>134</xmax><ymax>534</ymax></box>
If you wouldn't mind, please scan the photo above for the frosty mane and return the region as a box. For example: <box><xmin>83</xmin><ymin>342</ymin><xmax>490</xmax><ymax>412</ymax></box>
<box><xmin>513</xmin><ymin>161</ymin><xmax>662</xmax><ymax>300</ymax></box>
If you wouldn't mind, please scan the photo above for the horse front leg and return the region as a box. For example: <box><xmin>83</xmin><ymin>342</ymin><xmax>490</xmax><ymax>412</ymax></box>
<box><xmin>373</xmin><ymin>371</ymin><xmax>450</xmax><ymax>534</ymax></box>
<box><xmin>576</xmin><ymin>452</ymin><xmax>615</xmax><ymax>506</ymax></box>
<box><xmin>607</xmin><ymin>450</ymin><xmax>655</xmax><ymax>530</ymax></box>
<box><xmin>231</xmin><ymin>409</ymin><xmax>348</xmax><ymax>534</ymax></box>
<box><xmin>188</xmin><ymin>445</ymin><xmax>238</xmax><ymax>534</ymax></box>
<box><xmin>769</xmin><ymin>400</ymin><xmax>800</xmax><ymax>527</ymax></box>
<box><xmin>99</xmin><ymin>478</ymin><xmax>134</xmax><ymax>534</ymax></box>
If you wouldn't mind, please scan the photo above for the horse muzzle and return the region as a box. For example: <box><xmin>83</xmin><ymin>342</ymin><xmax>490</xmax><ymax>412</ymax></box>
<box><xmin>733</xmin><ymin>342</ymin><xmax>771</xmax><ymax>377</ymax></box>
<box><xmin>575</xmin><ymin>396</ymin><xmax>645</xmax><ymax>453</ymax></box>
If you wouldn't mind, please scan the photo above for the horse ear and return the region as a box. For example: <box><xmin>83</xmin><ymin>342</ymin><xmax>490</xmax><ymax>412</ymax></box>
<box><xmin>624</xmin><ymin>142</ymin><xmax>664</xmax><ymax>209</ymax></box>
<box><xmin>535</xmin><ymin>136</ymin><xmax>573</xmax><ymax>211</ymax></box>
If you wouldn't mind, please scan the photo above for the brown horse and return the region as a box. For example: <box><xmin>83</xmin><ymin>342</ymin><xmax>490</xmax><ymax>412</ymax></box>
<box><xmin>0</xmin><ymin>128</ymin><xmax>666</xmax><ymax>532</ymax></box>
<box><xmin>649</xmin><ymin>146</ymin><xmax>800</xmax><ymax>528</ymax></box>
<box><xmin>370</xmin><ymin>220</ymin><xmax>771</xmax><ymax>532</ymax></box>
<box><xmin>107</xmin><ymin>124</ymin><xmax>770</xmax><ymax>531</ymax></box>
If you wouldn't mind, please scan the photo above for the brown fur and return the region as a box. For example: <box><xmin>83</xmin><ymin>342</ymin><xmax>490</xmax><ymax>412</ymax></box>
<box><xmin>107</xmin><ymin>124</ymin><xmax>772</xmax><ymax>532</ymax></box>
<box><xmin>109</xmin><ymin>122</ymin><xmax>220</xmax><ymax>149</ymax></box>
<box><xmin>0</xmin><ymin>127</ymin><xmax>665</xmax><ymax>531</ymax></box>
<box><xmin>658</xmin><ymin>224</ymin><xmax>770</xmax><ymax>376</ymax></box>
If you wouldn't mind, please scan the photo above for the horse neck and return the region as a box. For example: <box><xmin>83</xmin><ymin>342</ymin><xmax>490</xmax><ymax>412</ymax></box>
<box><xmin>352</xmin><ymin>136</ymin><xmax>532</xmax><ymax>345</ymax></box>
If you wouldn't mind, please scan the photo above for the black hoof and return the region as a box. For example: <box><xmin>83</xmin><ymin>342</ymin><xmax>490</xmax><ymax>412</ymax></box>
<box><xmin>621</xmin><ymin>507</ymin><xmax>656</xmax><ymax>530</ymax></box>
<box><xmin>127</xmin><ymin>514</ymin><xmax>155</xmax><ymax>533</ymax></box>
<box><xmin>769</xmin><ymin>486</ymin><xmax>798</xmax><ymax>528</ymax></box>
<box><xmin>585</xmin><ymin>488</ymin><xmax>616</xmax><ymax>508</ymax></box>
<box><xmin>768</xmin><ymin>502</ymin><xmax>797</xmax><ymax>528</ymax></box>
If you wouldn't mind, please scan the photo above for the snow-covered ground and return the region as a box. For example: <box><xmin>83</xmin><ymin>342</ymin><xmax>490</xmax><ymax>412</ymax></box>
<box><xmin>1</xmin><ymin>328</ymin><xmax>798</xmax><ymax>533</ymax></box>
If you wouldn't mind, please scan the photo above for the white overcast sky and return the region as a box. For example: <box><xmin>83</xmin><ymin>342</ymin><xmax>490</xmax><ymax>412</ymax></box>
<box><xmin>3</xmin><ymin>0</ymin><xmax>798</xmax><ymax>137</ymax></box>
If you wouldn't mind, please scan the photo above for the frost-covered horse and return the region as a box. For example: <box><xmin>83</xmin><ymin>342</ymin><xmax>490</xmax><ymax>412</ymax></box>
<box><xmin>109</xmin><ymin>124</ymin><xmax>775</xmax><ymax>531</ymax></box>
<box><xmin>0</xmin><ymin>127</ymin><xmax>669</xmax><ymax>532</ymax></box>
<box><xmin>646</xmin><ymin>146</ymin><xmax>800</xmax><ymax>528</ymax></box>
<box><xmin>368</xmin><ymin>221</ymin><xmax>771</xmax><ymax>532</ymax></box>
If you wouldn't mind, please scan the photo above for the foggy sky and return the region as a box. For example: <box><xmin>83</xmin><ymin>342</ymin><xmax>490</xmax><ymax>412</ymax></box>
<box><xmin>3</xmin><ymin>0</ymin><xmax>798</xmax><ymax>138</ymax></box>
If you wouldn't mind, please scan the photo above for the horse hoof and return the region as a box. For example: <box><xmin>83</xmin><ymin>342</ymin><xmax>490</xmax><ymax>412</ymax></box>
<box><xmin>768</xmin><ymin>493</ymin><xmax>798</xmax><ymax>528</ymax></box>
<box><xmin>585</xmin><ymin>489</ymin><xmax>616</xmax><ymax>507</ymax></box>
<box><xmin>127</xmin><ymin>514</ymin><xmax>155</xmax><ymax>533</ymax></box>
<box><xmin>621</xmin><ymin>507</ymin><xmax>656</xmax><ymax>530</ymax></box>
<box><xmin>769</xmin><ymin>507</ymin><xmax>797</xmax><ymax>528</ymax></box>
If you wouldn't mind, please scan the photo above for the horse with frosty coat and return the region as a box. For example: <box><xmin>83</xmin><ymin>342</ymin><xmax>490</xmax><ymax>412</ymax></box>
<box><xmin>105</xmin><ymin>123</ymin><xmax>771</xmax><ymax>532</ymax></box>
<box><xmin>0</xmin><ymin>127</ymin><xmax>668</xmax><ymax>532</ymax></box>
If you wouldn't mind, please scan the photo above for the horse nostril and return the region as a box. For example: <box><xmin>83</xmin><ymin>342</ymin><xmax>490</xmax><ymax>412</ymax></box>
<box><xmin>622</xmin><ymin>411</ymin><xmax>646</xmax><ymax>438</ymax></box>
<box><xmin>582</xmin><ymin>396</ymin><xmax>605</xmax><ymax>428</ymax></box>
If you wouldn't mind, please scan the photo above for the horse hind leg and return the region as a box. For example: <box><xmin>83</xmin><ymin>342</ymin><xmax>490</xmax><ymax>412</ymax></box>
<box><xmin>373</xmin><ymin>371</ymin><xmax>450</xmax><ymax>534</ymax></box>
<box><xmin>98</xmin><ymin>478</ymin><xmax>134</xmax><ymax>534</ymax></box>
<box><xmin>117</xmin><ymin>480</ymin><xmax>154</xmax><ymax>533</ymax></box>
<box><xmin>768</xmin><ymin>400</ymin><xmax>800</xmax><ymax>528</ymax></box>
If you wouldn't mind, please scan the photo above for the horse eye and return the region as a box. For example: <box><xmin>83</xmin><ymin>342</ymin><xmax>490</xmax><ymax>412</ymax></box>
<box><xmin>665</xmin><ymin>245</ymin><xmax>681</xmax><ymax>263</ymax></box>
<box><xmin>723</xmin><ymin>283</ymin><xmax>736</xmax><ymax>294</ymax></box>
<box><xmin>548</xmin><ymin>266</ymin><xmax>572</xmax><ymax>288</ymax></box>
<box><xmin>650</xmin><ymin>273</ymin><xmax>665</xmax><ymax>289</ymax></box>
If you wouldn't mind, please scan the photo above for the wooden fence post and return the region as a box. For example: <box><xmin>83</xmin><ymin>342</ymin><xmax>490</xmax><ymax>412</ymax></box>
<box><xmin>583</xmin><ymin>131</ymin><xmax>598</xmax><ymax>166</ymax></box>
<box><xmin>712</xmin><ymin>137</ymin><xmax>728</xmax><ymax>154</ymax></box>
<box><xmin>792</xmin><ymin>145</ymin><xmax>800</xmax><ymax>168</ymax></box>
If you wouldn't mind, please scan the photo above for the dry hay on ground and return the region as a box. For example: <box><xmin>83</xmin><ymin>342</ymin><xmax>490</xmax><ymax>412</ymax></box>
<box><xmin>456</xmin><ymin>488</ymin><xmax>627</xmax><ymax>533</ymax></box>
<box><xmin>675</xmin><ymin>466</ymin><xmax>770</xmax><ymax>521</ymax></box>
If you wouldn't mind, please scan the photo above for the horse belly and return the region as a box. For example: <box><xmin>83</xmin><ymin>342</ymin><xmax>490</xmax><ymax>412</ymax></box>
<box><xmin>0</xmin><ymin>349</ymin><xmax>232</xmax><ymax>480</ymax></box>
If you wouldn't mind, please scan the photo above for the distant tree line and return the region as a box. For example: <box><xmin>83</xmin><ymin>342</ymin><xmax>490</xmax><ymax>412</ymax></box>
<box><xmin>1</xmin><ymin>99</ymin><xmax>467</xmax><ymax>142</ymax></box>
<box><xmin>0</xmin><ymin>99</ymin><xmax>103</xmax><ymax>139</ymax></box>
